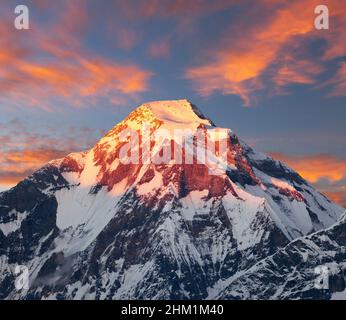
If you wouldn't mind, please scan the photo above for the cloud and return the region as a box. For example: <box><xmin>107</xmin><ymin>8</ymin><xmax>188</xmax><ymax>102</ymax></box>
<box><xmin>325</xmin><ymin>62</ymin><xmax>346</xmax><ymax>97</ymax></box>
<box><xmin>0</xmin><ymin>1</ymin><xmax>153</xmax><ymax>110</ymax></box>
<box><xmin>269</xmin><ymin>153</ymin><xmax>346</xmax><ymax>182</ymax></box>
<box><xmin>185</xmin><ymin>0</ymin><xmax>346</xmax><ymax>105</ymax></box>
<box><xmin>2</xmin><ymin>0</ymin><xmax>344</xmax><ymax>109</ymax></box>
<box><xmin>115</xmin><ymin>28</ymin><xmax>140</xmax><ymax>50</ymax></box>
<box><xmin>118</xmin><ymin>0</ymin><xmax>237</xmax><ymax>19</ymax></box>
<box><xmin>113</xmin><ymin>0</ymin><xmax>240</xmax><ymax>64</ymax></box>
<box><xmin>1</xmin><ymin>57</ymin><xmax>151</xmax><ymax>106</ymax></box>
<box><xmin>0</xmin><ymin>149</ymin><xmax>68</xmax><ymax>185</ymax></box>
<box><xmin>269</xmin><ymin>152</ymin><xmax>346</xmax><ymax>207</ymax></box>
<box><xmin>147</xmin><ymin>40</ymin><xmax>171</xmax><ymax>58</ymax></box>
<box><xmin>313</xmin><ymin>176</ymin><xmax>346</xmax><ymax>208</ymax></box>
<box><xmin>273</xmin><ymin>59</ymin><xmax>324</xmax><ymax>87</ymax></box>
<box><xmin>0</xmin><ymin>119</ymin><xmax>99</xmax><ymax>188</ymax></box>
<box><xmin>323</xmin><ymin>189</ymin><xmax>346</xmax><ymax>208</ymax></box>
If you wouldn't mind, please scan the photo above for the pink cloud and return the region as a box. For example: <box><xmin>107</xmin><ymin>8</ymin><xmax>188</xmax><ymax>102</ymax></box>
<box><xmin>147</xmin><ymin>40</ymin><xmax>170</xmax><ymax>58</ymax></box>
<box><xmin>0</xmin><ymin>1</ymin><xmax>153</xmax><ymax>110</ymax></box>
<box><xmin>185</xmin><ymin>0</ymin><xmax>346</xmax><ymax>105</ymax></box>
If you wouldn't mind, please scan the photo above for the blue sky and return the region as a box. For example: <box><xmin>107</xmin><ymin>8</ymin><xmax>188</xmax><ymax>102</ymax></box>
<box><xmin>0</xmin><ymin>0</ymin><xmax>345</xmax><ymax>206</ymax></box>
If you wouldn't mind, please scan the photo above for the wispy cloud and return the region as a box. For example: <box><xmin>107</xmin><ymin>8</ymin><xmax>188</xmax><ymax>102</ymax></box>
<box><xmin>325</xmin><ymin>62</ymin><xmax>346</xmax><ymax>97</ymax></box>
<box><xmin>0</xmin><ymin>149</ymin><xmax>68</xmax><ymax>185</ymax></box>
<box><xmin>115</xmin><ymin>28</ymin><xmax>141</xmax><ymax>50</ymax></box>
<box><xmin>147</xmin><ymin>40</ymin><xmax>171</xmax><ymax>59</ymax></box>
<box><xmin>0</xmin><ymin>119</ymin><xmax>98</xmax><ymax>187</ymax></box>
<box><xmin>0</xmin><ymin>1</ymin><xmax>152</xmax><ymax>110</ymax></box>
<box><xmin>185</xmin><ymin>0</ymin><xmax>346</xmax><ymax>105</ymax></box>
<box><xmin>117</xmin><ymin>0</ymin><xmax>236</xmax><ymax>19</ymax></box>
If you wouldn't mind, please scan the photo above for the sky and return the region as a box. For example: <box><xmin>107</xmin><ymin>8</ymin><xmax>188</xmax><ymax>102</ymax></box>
<box><xmin>0</xmin><ymin>0</ymin><xmax>345</xmax><ymax>207</ymax></box>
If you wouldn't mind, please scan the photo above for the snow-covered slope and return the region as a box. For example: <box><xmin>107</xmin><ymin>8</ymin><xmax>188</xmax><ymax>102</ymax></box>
<box><xmin>215</xmin><ymin>212</ymin><xmax>346</xmax><ymax>300</ymax></box>
<box><xmin>0</xmin><ymin>99</ymin><xmax>344</xmax><ymax>300</ymax></box>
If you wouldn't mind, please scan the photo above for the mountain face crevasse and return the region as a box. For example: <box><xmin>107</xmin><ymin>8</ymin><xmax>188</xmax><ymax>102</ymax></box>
<box><xmin>0</xmin><ymin>99</ymin><xmax>345</xmax><ymax>300</ymax></box>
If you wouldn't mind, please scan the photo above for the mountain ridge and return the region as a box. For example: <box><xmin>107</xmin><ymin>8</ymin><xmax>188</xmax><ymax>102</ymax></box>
<box><xmin>0</xmin><ymin>99</ymin><xmax>344</xmax><ymax>300</ymax></box>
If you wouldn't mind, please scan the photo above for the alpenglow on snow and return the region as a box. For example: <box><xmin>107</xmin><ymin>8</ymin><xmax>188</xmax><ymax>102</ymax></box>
<box><xmin>0</xmin><ymin>100</ymin><xmax>345</xmax><ymax>300</ymax></box>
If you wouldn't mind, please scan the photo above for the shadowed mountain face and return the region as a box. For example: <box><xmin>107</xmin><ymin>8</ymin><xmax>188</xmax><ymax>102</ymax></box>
<box><xmin>0</xmin><ymin>100</ymin><xmax>344</xmax><ymax>300</ymax></box>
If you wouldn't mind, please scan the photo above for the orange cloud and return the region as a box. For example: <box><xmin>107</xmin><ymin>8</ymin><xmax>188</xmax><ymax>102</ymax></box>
<box><xmin>185</xmin><ymin>0</ymin><xmax>346</xmax><ymax>105</ymax></box>
<box><xmin>324</xmin><ymin>190</ymin><xmax>346</xmax><ymax>208</ymax></box>
<box><xmin>0</xmin><ymin>148</ymin><xmax>69</xmax><ymax>187</ymax></box>
<box><xmin>269</xmin><ymin>152</ymin><xmax>346</xmax><ymax>207</ymax></box>
<box><xmin>0</xmin><ymin>57</ymin><xmax>152</xmax><ymax>109</ymax></box>
<box><xmin>321</xmin><ymin>0</ymin><xmax>346</xmax><ymax>60</ymax></box>
<box><xmin>269</xmin><ymin>153</ymin><xmax>346</xmax><ymax>183</ymax></box>
<box><xmin>0</xmin><ymin>120</ymin><xmax>98</xmax><ymax>188</ymax></box>
<box><xmin>325</xmin><ymin>62</ymin><xmax>346</xmax><ymax>97</ymax></box>
<box><xmin>0</xmin><ymin>1</ymin><xmax>153</xmax><ymax>110</ymax></box>
<box><xmin>274</xmin><ymin>59</ymin><xmax>324</xmax><ymax>86</ymax></box>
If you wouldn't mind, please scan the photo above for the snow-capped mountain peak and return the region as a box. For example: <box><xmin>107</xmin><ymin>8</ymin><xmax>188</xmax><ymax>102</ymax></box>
<box><xmin>76</xmin><ymin>99</ymin><xmax>222</xmax><ymax>190</ymax></box>
<box><xmin>102</xmin><ymin>99</ymin><xmax>214</xmax><ymax>139</ymax></box>
<box><xmin>138</xmin><ymin>99</ymin><xmax>213</xmax><ymax>128</ymax></box>
<box><xmin>0</xmin><ymin>100</ymin><xmax>344</xmax><ymax>300</ymax></box>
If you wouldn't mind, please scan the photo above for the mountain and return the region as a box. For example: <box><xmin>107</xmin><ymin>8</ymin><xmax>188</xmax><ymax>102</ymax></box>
<box><xmin>215</xmin><ymin>212</ymin><xmax>346</xmax><ymax>300</ymax></box>
<box><xmin>0</xmin><ymin>99</ymin><xmax>344</xmax><ymax>300</ymax></box>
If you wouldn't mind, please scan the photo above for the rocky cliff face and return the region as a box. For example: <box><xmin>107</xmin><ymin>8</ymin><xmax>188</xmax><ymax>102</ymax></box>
<box><xmin>0</xmin><ymin>100</ymin><xmax>344</xmax><ymax>299</ymax></box>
